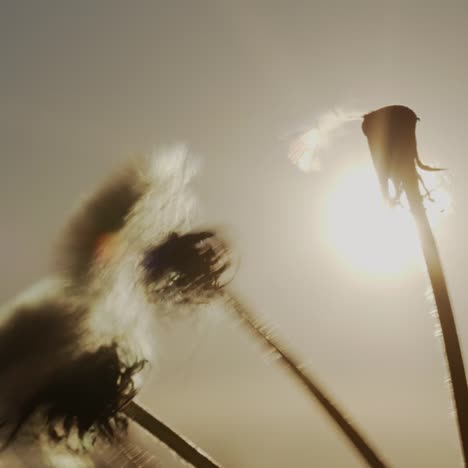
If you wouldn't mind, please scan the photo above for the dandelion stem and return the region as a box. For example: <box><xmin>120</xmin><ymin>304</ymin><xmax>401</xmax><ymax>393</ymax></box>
<box><xmin>362</xmin><ymin>104</ymin><xmax>468</xmax><ymax>465</ymax></box>
<box><xmin>406</xmin><ymin>188</ymin><xmax>468</xmax><ymax>464</ymax></box>
<box><xmin>124</xmin><ymin>401</ymin><xmax>221</xmax><ymax>468</ymax></box>
<box><xmin>225</xmin><ymin>292</ymin><xmax>389</xmax><ymax>468</ymax></box>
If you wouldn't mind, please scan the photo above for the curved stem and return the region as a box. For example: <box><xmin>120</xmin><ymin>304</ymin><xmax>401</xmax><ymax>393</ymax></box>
<box><xmin>225</xmin><ymin>291</ymin><xmax>389</xmax><ymax>468</ymax></box>
<box><xmin>406</xmin><ymin>190</ymin><xmax>468</xmax><ymax>465</ymax></box>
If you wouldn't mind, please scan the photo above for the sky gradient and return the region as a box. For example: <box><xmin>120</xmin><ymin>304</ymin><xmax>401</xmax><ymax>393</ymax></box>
<box><xmin>1</xmin><ymin>1</ymin><xmax>468</xmax><ymax>466</ymax></box>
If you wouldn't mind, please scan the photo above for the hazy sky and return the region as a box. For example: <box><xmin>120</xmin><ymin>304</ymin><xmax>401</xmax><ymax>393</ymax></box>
<box><xmin>1</xmin><ymin>1</ymin><xmax>468</xmax><ymax>467</ymax></box>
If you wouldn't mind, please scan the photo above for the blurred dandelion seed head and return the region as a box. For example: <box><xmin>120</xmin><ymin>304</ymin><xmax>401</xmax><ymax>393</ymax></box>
<box><xmin>87</xmin><ymin>146</ymin><xmax>202</xmax><ymax>361</ymax></box>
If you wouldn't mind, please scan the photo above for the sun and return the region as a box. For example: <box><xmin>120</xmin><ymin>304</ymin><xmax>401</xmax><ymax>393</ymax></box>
<box><xmin>322</xmin><ymin>163</ymin><xmax>423</xmax><ymax>277</ymax></box>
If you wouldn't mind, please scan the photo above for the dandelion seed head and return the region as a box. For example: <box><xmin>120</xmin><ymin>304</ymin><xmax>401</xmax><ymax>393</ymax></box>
<box><xmin>55</xmin><ymin>146</ymin><xmax>202</xmax><ymax>362</ymax></box>
<box><xmin>1</xmin><ymin>145</ymin><xmax>232</xmax><ymax>458</ymax></box>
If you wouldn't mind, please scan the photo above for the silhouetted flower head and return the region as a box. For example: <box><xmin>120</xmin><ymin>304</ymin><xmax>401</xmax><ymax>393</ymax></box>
<box><xmin>1</xmin><ymin>342</ymin><xmax>145</xmax><ymax>450</ymax></box>
<box><xmin>142</xmin><ymin>230</ymin><xmax>231</xmax><ymax>304</ymax></box>
<box><xmin>0</xmin><ymin>148</ymin><xmax>231</xmax><ymax>460</ymax></box>
<box><xmin>40</xmin><ymin>344</ymin><xmax>145</xmax><ymax>446</ymax></box>
<box><xmin>362</xmin><ymin>105</ymin><xmax>442</xmax><ymax>205</ymax></box>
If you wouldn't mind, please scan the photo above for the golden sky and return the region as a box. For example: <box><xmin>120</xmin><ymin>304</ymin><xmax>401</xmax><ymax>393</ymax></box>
<box><xmin>1</xmin><ymin>1</ymin><xmax>468</xmax><ymax>466</ymax></box>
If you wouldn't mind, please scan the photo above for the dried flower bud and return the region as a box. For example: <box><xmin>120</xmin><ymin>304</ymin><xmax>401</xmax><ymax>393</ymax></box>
<box><xmin>2</xmin><ymin>349</ymin><xmax>144</xmax><ymax>449</ymax></box>
<box><xmin>142</xmin><ymin>231</ymin><xmax>231</xmax><ymax>304</ymax></box>
<box><xmin>362</xmin><ymin>105</ymin><xmax>442</xmax><ymax>205</ymax></box>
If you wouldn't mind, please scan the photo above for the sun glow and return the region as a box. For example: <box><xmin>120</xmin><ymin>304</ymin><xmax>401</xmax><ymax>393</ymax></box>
<box><xmin>323</xmin><ymin>164</ymin><xmax>427</xmax><ymax>276</ymax></box>
<box><xmin>286</xmin><ymin>109</ymin><xmax>451</xmax><ymax>277</ymax></box>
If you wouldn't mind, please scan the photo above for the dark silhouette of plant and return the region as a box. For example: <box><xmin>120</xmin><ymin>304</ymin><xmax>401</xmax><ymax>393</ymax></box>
<box><xmin>142</xmin><ymin>230</ymin><xmax>388</xmax><ymax>466</ymax></box>
<box><xmin>362</xmin><ymin>105</ymin><xmax>468</xmax><ymax>465</ymax></box>
<box><xmin>2</xmin><ymin>343</ymin><xmax>144</xmax><ymax>450</ymax></box>
<box><xmin>124</xmin><ymin>401</ymin><xmax>220</xmax><ymax>468</ymax></box>
<box><xmin>142</xmin><ymin>231</ymin><xmax>230</xmax><ymax>304</ymax></box>
<box><xmin>0</xmin><ymin>151</ymin><xmax>389</xmax><ymax>467</ymax></box>
<box><xmin>224</xmin><ymin>293</ymin><xmax>388</xmax><ymax>468</ymax></box>
<box><xmin>0</xmin><ymin>296</ymin><xmax>145</xmax><ymax>453</ymax></box>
